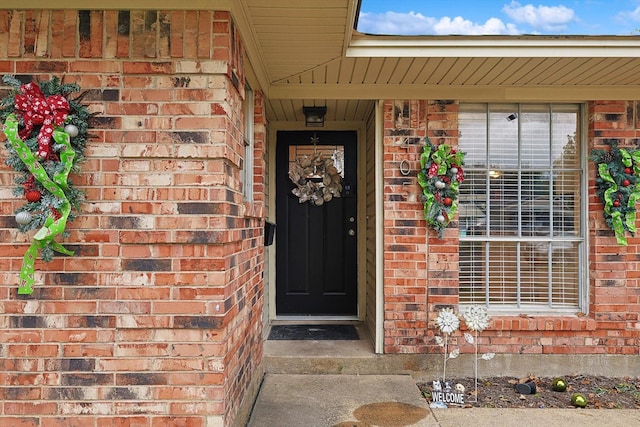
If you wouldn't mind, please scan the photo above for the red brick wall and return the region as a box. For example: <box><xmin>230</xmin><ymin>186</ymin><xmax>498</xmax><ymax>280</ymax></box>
<box><xmin>0</xmin><ymin>10</ymin><xmax>265</xmax><ymax>426</ymax></box>
<box><xmin>586</xmin><ymin>101</ymin><xmax>640</xmax><ymax>353</ymax></box>
<box><xmin>382</xmin><ymin>99</ymin><xmax>639</xmax><ymax>355</ymax></box>
<box><xmin>382</xmin><ymin>100</ymin><xmax>462</xmax><ymax>354</ymax></box>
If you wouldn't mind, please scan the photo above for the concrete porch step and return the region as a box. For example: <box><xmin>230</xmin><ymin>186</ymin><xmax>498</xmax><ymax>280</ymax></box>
<box><xmin>263</xmin><ymin>334</ymin><xmax>439</xmax><ymax>377</ymax></box>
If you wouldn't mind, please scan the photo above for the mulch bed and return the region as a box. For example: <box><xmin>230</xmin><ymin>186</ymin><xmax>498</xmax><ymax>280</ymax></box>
<box><xmin>418</xmin><ymin>375</ymin><xmax>640</xmax><ymax>409</ymax></box>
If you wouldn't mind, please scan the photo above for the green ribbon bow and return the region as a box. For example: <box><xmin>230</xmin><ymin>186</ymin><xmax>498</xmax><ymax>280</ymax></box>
<box><xmin>420</xmin><ymin>144</ymin><xmax>433</xmax><ymax>169</ymax></box>
<box><xmin>4</xmin><ymin>114</ymin><xmax>75</xmax><ymax>294</ymax></box>
<box><xmin>432</xmin><ymin>144</ymin><xmax>451</xmax><ymax>175</ymax></box>
<box><xmin>620</xmin><ymin>148</ymin><xmax>632</xmax><ymax>168</ymax></box>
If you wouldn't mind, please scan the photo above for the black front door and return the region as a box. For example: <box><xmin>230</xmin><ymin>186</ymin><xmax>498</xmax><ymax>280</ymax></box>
<box><xmin>276</xmin><ymin>130</ymin><xmax>358</xmax><ymax>316</ymax></box>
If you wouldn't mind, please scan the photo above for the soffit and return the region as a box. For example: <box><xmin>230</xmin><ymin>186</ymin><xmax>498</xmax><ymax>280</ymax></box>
<box><xmin>269</xmin><ymin>54</ymin><xmax>640</xmax><ymax>93</ymax></box>
<box><xmin>240</xmin><ymin>0</ymin><xmax>356</xmax><ymax>85</ymax></box>
<box><xmin>269</xmin><ymin>34</ymin><xmax>640</xmax><ymax>97</ymax></box>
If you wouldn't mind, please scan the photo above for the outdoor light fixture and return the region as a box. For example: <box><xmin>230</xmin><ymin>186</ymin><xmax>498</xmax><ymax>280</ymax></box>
<box><xmin>303</xmin><ymin>106</ymin><xmax>327</xmax><ymax>127</ymax></box>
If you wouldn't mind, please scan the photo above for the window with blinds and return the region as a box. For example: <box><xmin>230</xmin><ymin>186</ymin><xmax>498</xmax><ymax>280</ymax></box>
<box><xmin>458</xmin><ymin>104</ymin><xmax>585</xmax><ymax>312</ymax></box>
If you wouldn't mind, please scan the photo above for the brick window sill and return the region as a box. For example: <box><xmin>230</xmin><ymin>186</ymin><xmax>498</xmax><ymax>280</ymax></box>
<box><xmin>490</xmin><ymin>315</ymin><xmax>597</xmax><ymax>332</ymax></box>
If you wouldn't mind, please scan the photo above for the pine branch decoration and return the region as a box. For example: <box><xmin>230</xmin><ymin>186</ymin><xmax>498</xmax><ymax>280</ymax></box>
<box><xmin>591</xmin><ymin>141</ymin><xmax>640</xmax><ymax>245</ymax></box>
<box><xmin>417</xmin><ymin>138</ymin><xmax>466</xmax><ymax>238</ymax></box>
<box><xmin>1</xmin><ymin>74</ymin><xmax>92</xmax><ymax>293</ymax></box>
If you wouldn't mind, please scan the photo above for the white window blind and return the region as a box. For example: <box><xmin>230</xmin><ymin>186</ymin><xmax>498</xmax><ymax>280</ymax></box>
<box><xmin>458</xmin><ymin>104</ymin><xmax>584</xmax><ymax>312</ymax></box>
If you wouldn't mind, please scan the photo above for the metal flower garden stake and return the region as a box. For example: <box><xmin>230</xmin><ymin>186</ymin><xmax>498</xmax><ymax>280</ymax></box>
<box><xmin>462</xmin><ymin>306</ymin><xmax>494</xmax><ymax>402</ymax></box>
<box><xmin>435</xmin><ymin>308</ymin><xmax>460</xmax><ymax>382</ymax></box>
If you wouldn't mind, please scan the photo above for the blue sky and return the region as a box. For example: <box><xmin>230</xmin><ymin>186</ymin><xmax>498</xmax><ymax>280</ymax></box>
<box><xmin>358</xmin><ymin>1</ymin><xmax>640</xmax><ymax>35</ymax></box>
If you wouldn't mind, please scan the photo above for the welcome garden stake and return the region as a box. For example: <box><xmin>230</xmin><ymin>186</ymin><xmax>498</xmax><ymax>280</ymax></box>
<box><xmin>1</xmin><ymin>75</ymin><xmax>90</xmax><ymax>294</ymax></box>
<box><xmin>591</xmin><ymin>141</ymin><xmax>640</xmax><ymax>245</ymax></box>
<box><xmin>417</xmin><ymin>138</ymin><xmax>465</xmax><ymax>237</ymax></box>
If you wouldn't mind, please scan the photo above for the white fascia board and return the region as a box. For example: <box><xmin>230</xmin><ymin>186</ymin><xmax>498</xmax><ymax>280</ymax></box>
<box><xmin>231</xmin><ymin>1</ymin><xmax>272</xmax><ymax>96</ymax></box>
<box><xmin>342</xmin><ymin>0</ymin><xmax>360</xmax><ymax>56</ymax></box>
<box><xmin>347</xmin><ymin>37</ymin><xmax>640</xmax><ymax>58</ymax></box>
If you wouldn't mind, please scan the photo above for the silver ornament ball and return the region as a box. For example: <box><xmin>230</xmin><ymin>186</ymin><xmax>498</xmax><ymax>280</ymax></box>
<box><xmin>64</xmin><ymin>124</ymin><xmax>79</xmax><ymax>138</ymax></box>
<box><xmin>15</xmin><ymin>211</ymin><xmax>32</xmax><ymax>225</ymax></box>
<box><xmin>451</xmin><ymin>167</ymin><xmax>458</xmax><ymax>174</ymax></box>
<box><xmin>435</xmin><ymin>180</ymin><xmax>446</xmax><ymax>189</ymax></box>
<box><xmin>436</xmin><ymin>214</ymin><xmax>446</xmax><ymax>223</ymax></box>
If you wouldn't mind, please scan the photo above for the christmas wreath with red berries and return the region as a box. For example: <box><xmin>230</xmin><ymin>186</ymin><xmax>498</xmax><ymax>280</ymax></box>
<box><xmin>591</xmin><ymin>141</ymin><xmax>640</xmax><ymax>245</ymax></box>
<box><xmin>1</xmin><ymin>75</ymin><xmax>91</xmax><ymax>294</ymax></box>
<box><xmin>417</xmin><ymin>138</ymin><xmax>465</xmax><ymax>238</ymax></box>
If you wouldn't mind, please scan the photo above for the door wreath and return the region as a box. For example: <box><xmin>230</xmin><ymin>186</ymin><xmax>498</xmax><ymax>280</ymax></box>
<box><xmin>288</xmin><ymin>153</ymin><xmax>342</xmax><ymax>206</ymax></box>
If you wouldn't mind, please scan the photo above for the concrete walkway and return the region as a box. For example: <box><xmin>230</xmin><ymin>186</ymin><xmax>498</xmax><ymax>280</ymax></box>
<box><xmin>246</xmin><ymin>374</ymin><xmax>640</xmax><ymax>427</ymax></box>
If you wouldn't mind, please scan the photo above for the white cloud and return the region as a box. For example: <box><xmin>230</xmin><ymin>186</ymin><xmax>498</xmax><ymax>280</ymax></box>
<box><xmin>502</xmin><ymin>1</ymin><xmax>575</xmax><ymax>32</ymax></box>
<box><xmin>357</xmin><ymin>11</ymin><xmax>434</xmax><ymax>35</ymax></box>
<box><xmin>434</xmin><ymin>16</ymin><xmax>520</xmax><ymax>35</ymax></box>
<box><xmin>358</xmin><ymin>11</ymin><xmax>521</xmax><ymax>35</ymax></box>
<box><xmin>617</xmin><ymin>6</ymin><xmax>640</xmax><ymax>22</ymax></box>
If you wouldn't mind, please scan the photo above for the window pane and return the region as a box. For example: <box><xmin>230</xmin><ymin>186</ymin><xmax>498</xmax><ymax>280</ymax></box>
<box><xmin>521</xmin><ymin>173</ymin><xmax>551</xmax><ymax>236</ymax></box>
<box><xmin>459</xmin><ymin>170</ymin><xmax>487</xmax><ymax>236</ymax></box>
<box><xmin>489</xmin><ymin>105</ymin><xmax>518</xmax><ymax>169</ymax></box>
<box><xmin>459</xmin><ymin>105</ymin><xmax>488</xmax><ymax>168</ymax></box>
<box><xmin>288</xmin><ymin>145</ymin><xmax>345</xmax><ymax>178</ymax></box>
<box><xmin>459</xmin><ymin>241</ymin><xmax>485</xmax><ymax>301</ymax></box>
<box><xmin>488</xmin><ymin>171</ymin><xmax>519</xmax><ymax>235</ymax></box>
<box><xmin>552</xmin><ymin>110</ymin><xmax>579</xmax><ymax>169</ymax></box>
<box><xmin>486</xmin><ymin>242</ymin><xmax>519</xmax><ymax>305</ymax></box>
<box><xmin>553</xmin><ymin>178</ymin><xmax>580</xmax><ymax>236</ymax></box>
<box><xmin>520</xmin><ymin>106</ymin><xmax>550</xmax><ymax>170</ymax></box>
<box><xmin>550</xmin><ymin>244</ymin><xmax>580</xmax><ymax>307</ymax></box>
<box><xmin>521</xmin><ymin>241</ymin><xmax>551</xmax><ymax>304</ymax></box>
